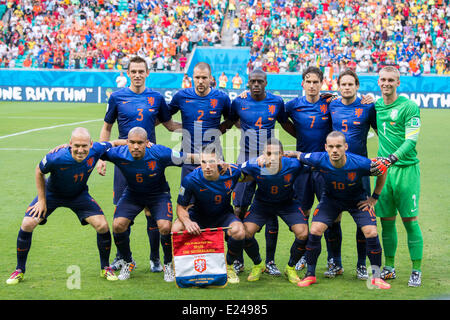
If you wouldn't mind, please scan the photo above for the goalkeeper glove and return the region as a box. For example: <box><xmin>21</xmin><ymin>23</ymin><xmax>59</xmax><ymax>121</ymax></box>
<box><xmin>374</xmin><ymin>154</ymin><xmax>398</xmax><ymax>168</ymax></box>
<box><xmin>370</xmin><ymin>158</ymin><xmax>388</xmax><ymax>176</ymax></box>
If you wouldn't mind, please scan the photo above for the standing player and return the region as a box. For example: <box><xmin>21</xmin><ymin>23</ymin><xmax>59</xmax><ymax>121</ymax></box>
<box><xmin>289</xmin><ymin>131</ymin><xmax>390</xmax><ymax>289</ymax></box>
<box><xmin>226</xmin><ymin>69</ymin><xmax>296</xmax><ymax>276</ymax></box>
<box><xmin>168</xmin><ymin>62</ymin><xmax>233</xmax><ymax>181</ymax></box>
<box><xmin>6</xmin><ymin>128</ymin><xmax>125</xmax><ymax>285</ymax></box>
<box><xmin>172</xmin><ymin>145</ymin><xmax>245</xmax><ymax>284</ymax></box>
<box><xmin>375</xmin><ymin>66</ymin><xmax>423</xmax><ymax>287</ymax></box>
<box><xmin>240</xmin><ymin>138</ymin><xmax>309</xmax><ymax>284</ymax></box>
<box><xmin>101</xmin><ymin>127</ymin><xmax>193</xmax><ymax>282</ymax></box>
<box><xmin>97</xmin><ymin>56</ymin><xmax>181</xmax><ymax>273</ymax></box>
<box><xmin>287</xmin><ymin>67</ymin><xmax>373</xmax><ymax>271</ymax></box>
<box><xmin>326</xmin><ymin>69</ymin><xmax>378</xmax><ymax>280</ymax></box>
<box><xmin>285</xmin><ymin>66</ymin><xmax>331</xmax><ymax>271</ymax></box>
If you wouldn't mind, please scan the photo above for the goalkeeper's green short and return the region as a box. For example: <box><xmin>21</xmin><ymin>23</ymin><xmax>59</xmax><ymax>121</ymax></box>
<box><xmin>375</xmin><ymin>163</ymin><xmax>420</xmax><ymax>218</ymax></box>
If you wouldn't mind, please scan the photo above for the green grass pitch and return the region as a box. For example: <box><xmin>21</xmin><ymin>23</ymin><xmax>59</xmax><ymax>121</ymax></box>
<box><xmin>0</xmin><ymin>101</ymin><xmax>449</xmax><ymax>300</ymax></box>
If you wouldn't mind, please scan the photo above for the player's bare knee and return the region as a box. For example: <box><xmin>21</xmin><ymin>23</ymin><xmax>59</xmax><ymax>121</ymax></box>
<box><xmin>21</xmin><ymin>217</ymin><xmax>39</xmax><ymax>232</ymax></box>
<box><xmin>230</xmin><ymin>223</ymin><xmax>245</xmax><ymax>240</ymax></box>
<box><xmin>310</xmin><ymin>222</ymin><xmax>326</xmax><ymax>236</ymax></box>
<box><xmin>95</xmin><ymin>221</ymin><xmax>109</xmax><ymax>234</ymax></box>
<box><xmin>362</xmin><ymin>226</ymin><xmax>378</xmax><ymax>238</ymax></box>
<box><xmin>292</xmin><ymin>224</ymin><xmax>308</xmax><ymax>240</ymax></box>
<box><xmin>113</xmin><ymin>219</ymin><xmax>128</xmax><ymax>234</ymax></box>
<box><xmin>158</xmin><ymin>220</ymin><xmax>171</xmax><ymax>235</ymax></box>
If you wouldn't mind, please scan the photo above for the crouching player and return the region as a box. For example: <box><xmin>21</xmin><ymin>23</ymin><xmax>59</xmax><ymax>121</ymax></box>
<box><xmin>101</xmin><ymin>127</ymin><xmax>199</xmax><ymax>282</ymax></box>
<box><xmin>6</xmin><ymin>128</ymin><xmax>125</xmax><ymax>285</ymax></box>
<box><xmin>289</xmin><ymin>131</ymin><xmax>391</xmax><ymax>289</ymax></box>
<box><xmin>240</xmin><ymin>138</ymin><xmax>309</xmax><ymax>284</ymax></box>
<box><xmin>172</xmin><ymin>144</ymin><xmax>245</xmax><ymax>284</ymax></box>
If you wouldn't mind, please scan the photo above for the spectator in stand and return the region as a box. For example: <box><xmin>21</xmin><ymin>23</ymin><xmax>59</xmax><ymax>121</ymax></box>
<box><xmin>1</xmin><ymin>0</ymin><xmax>226</xmax><ymax>70</ymax></box>
<box><xmin>236</xmin><ymin>0</ymin><xmax>449</xmax><ymax>76</ymax></box>
<box><xmin>181</xmin><ymin>73</ymin><xmax>192</xmax><ymax>88</ymax></box>
<box><xmin>218</xmin><ymin>71</ymin><xmax>228</xmax><ymax>89</ymax></box>
<box><xmin>232</xmin><ymin>72</ymin><xmax>243</xmax><ymax>90</ymax></box>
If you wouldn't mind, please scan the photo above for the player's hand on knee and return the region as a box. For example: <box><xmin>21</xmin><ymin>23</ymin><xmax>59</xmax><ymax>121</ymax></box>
<box><xmin>28</xmin><ymin>200</ymin><xmax>47</xmax><ymax>219</ymax></box>
<box><xmin>96</xmin><ymin>160</ymin><xmax>107</xmax><ymax>176</ymax></box>
<box><xmin>357</xmin><ymin>196</ymin><xmax>376</xmax><ymax>210</ymax></box>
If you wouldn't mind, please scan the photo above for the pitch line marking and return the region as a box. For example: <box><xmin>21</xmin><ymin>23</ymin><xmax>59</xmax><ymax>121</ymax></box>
<box><xmin>0</xmin><ymin>119</ymin><xmax>103</xmax><ymax>140</ymax></box>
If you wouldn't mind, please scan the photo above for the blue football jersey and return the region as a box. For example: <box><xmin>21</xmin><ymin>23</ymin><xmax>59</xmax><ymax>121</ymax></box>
<box><xmin>299</xmin><ymin>152</ymin><xmax>372</xmax><ymax>200</ymax></box>
<box><xmin>241</xmin><ymin>157</ymin><xmax>303</xmax><ymax>203</ymax></box>
<box><xmin>168</xmin><ymin>88</ymin><xmax>231</xmax><ymax>153</ymax></box>
<box><xmin>39</xmin><ymin>142</ymin><xmax>112</xmax><ymax>198</ymax></box>
<box><xmin>177</xmin><ymin>165</ymin><xmax>242</xmax><ymax>218</ymax></box>
<box><xmin>102</xmin><ymin>144</ymin><xmax>185</xmax><ymax>195</ymax></box>
<box><xmin>329</xmin><ymin>97</ymin><xmax>377</xmax><ymax>157</ymax></box>
<box><xmin>285</xmin><ymin>96</ymin><xmax>332</xmax><ymax>152</ymax></box>
<box><xmin>104</xmin><ymin>87</ymin><xmax>172</xmax><ymax>143</ymax></box>
<box><xmin>229</xmin><ymin>92</ymin><xmax>287</xmax><ymax>163</ymax></box>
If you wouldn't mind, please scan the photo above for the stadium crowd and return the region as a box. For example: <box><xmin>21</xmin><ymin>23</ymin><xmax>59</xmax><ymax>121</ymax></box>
<box><xmin>0</xmin><ymin>0</ymin><xmax>449</xmax><ymax>76</ymax></box>
<box><xmin>235</xmin><ymin>0</ymin><xmax>450</xmax><ymax>76</ymax></box>
<box><xmin>0</xmin><ymin>0</ymin><xmax>226</xmax><ymax>70</ymax></box>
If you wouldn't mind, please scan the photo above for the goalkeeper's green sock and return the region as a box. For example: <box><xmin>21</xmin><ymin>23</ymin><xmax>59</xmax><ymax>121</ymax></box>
<box><xmin>381</xmin><ymin>219</ymin><xmax>397</xmax><ymax>268</ymax></box>
<box><xmin>403</xmin><ymin>220</ymin><xmax>423</xmax><ymax>272</ymax></box>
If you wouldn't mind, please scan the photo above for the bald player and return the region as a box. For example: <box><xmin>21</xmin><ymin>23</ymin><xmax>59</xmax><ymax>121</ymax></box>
<box><xmin>6</xmin><ymin>128</ymin><xmax>126</xmax><ymax>285</ymax></box>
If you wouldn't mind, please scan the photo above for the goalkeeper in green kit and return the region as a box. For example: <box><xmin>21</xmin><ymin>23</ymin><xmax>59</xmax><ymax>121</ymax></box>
<box><xmin>374</xmin><ymin>66</ymin><xmax>423</xmax><ymax>287</ymax></box>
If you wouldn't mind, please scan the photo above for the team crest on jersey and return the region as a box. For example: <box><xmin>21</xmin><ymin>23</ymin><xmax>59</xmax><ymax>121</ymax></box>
<box><xmin>390</xmin><ymin>109</ymin><xmax>399</xmax><ymax>121</ymax></box>
<box><xmin>86</xmin><ymin>157</ymin><xmax>94</xmax><ymax>167</ymax></box>
<box><xmin>347</xmin><ymin>172</ymin><xmax>356</xmax><ymax>182</ymax></box>
<box><xmin>284</xmin><ymin>173</ymin><xmax>292</xmax><ymax>183</ymax></box>
<box><xmin>411</xmin><ymin>117</ymin><xmax>420</xmax><ymax>127</ymax></box>
<box><xmin>224</xmin><ymin>179</ymin><xmax>232</xmax><ymax>190</ymax></box>
<box><xmin>147</xmin><ymin>97</ymin><xmax>155</xmax><ymax>106</ymax></box>
<box><xmin>355</xmin><ymin>108</ymin><xmax>363</xmax><ymax>118</ymax></box>
<box><xmin>210</xmin><ymin>99</ymin><xmax>218</xmax><ymax>108</ymax></box>
<box><xmin>147</xmin><ymin>161</ymin><xmax>156</xmax><ymax>170</ymax></box>
<box><xmin>194</xmin><ymin>258</ymin><xmax>207</xmax><ymax>273</ymax></box>
<box><xmin>268</xmin><ymin>104</ymin><xmax>276</xmax><ymax>114</ymax></box>
<box><xmin>320</xmin><ymin>104</ymin><xmax>328</xmax><ymax>114</ymax></box>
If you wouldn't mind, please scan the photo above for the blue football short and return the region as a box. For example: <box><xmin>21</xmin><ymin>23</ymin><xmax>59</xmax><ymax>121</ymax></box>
<box><xmin>311</xmin><ymin>194</ymin><xmax>377</xmax><ymax>229</ymax></box>
<box><xmin>244</xmin><ymin>199</ymin><xmax>308</xmax><ymax>229</ymax></box>
<box><xmin>189</xmin><ymin>210</ymin><xmax>241</xmax><ymax>230</ymax></box>
<box><xmin>25</xmin><ymin>189</ymin><xmax>104</xmax><ymax>226</ymax></box>
<box><xmin>114</xmin><ymin>189</ymin><xmax>173</xmax><ymax>225</ymax></box>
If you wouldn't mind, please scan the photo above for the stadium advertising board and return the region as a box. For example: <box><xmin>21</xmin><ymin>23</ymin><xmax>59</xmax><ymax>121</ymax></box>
<box><xmin>1</xmin><ymin>85</ymin><xmax>449</xmax><ymax>109</ymax></box>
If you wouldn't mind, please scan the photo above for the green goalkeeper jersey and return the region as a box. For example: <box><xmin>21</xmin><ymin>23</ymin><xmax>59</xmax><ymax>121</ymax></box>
<box><xmin>375</xmin><ymin>95</ymin><xmax>420</xmax><ymax>167</ymax></box>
